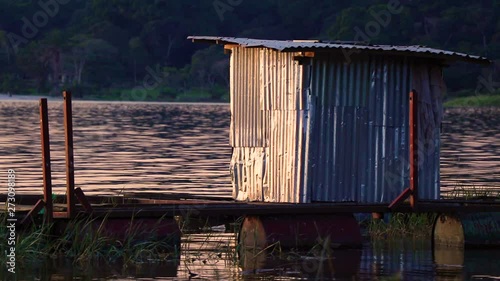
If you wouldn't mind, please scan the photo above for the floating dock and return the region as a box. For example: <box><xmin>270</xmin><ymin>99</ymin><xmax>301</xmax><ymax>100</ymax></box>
<box><xmin>3</xmin><ymin>39</ymin><xmax>500</xmax><ymax>254</ymax></box>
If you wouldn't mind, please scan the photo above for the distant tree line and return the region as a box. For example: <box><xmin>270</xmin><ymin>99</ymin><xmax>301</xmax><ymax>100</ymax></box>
<box><xmin>0</xmin><ymin>0</ymin><xmax>498</xmax><ymax>101</ymax></box>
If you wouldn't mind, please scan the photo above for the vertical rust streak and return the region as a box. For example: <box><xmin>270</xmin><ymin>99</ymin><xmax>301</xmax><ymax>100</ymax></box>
<box><xmin>63</xmin><ymin>91</ymin><xmax>76</xmax><ymax>218</ymax></box>
<box><xmin>409</xmin><ymin>90</ymin><xmax>419</xmax><ymax>209</ymax></box>
<box><xmin>39</xmin><ymin>98</ymin><xmax>53</xmax><ymax>223</ymax></box>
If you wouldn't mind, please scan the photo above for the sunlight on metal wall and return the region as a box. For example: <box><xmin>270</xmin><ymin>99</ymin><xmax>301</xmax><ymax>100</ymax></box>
<box><xmin>229</xmin><ymin>47</ymin><xmax>441</xmax><ymax>203</ymax></box>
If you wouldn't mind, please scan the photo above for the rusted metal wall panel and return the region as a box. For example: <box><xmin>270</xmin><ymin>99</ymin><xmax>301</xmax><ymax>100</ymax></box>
<box><xmin>307</xmin><ymin>55</ymin><xmax>440</xmax><ymax>203</ymax></box>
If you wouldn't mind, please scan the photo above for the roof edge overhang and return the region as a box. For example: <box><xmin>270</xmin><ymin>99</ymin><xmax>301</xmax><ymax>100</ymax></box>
<box><xmin>188</xmin><ymin>36</ymin><xmax>491</xmax><ymax>66</ymax></box>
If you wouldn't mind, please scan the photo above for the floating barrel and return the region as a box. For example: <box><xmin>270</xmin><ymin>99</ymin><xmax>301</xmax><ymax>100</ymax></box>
<box><xmin>433</xmin><ymin>213</ymin><xmax>500</xmax><ymax>248</ymax></box>
<box><xmin>239</xmin><ymin>214</ymin><xmax>362</xmax><ymax>251</ymax></box>
<box><xmin>239</xmin><ymin>214</ymin><xmax>362</xmax><ymax>277</ymax></box>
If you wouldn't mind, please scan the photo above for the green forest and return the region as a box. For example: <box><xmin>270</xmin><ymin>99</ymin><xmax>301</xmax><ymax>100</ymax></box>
<box><xmin>0</xmin><ymin>0</ymin><xmax>499</xmax><ymax>102</ymax></box>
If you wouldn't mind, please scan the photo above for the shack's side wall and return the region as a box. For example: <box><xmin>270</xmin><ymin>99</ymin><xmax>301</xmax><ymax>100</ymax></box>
<box><xmin>230</xmin><ymin>47</ymin><xmax>308</xmax><ymax>202</ymax></box>
<box><xmin>306</xmin><ymin>55</ymin><xmax>441</xmax><ymax>203</ymax></box>
<box><xmin>412</xmin><ymin>63</ymin><xmax>443</xmax><ymax>200</ymax></box>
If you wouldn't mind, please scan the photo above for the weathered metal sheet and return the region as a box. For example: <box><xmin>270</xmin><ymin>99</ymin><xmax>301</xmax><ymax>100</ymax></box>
<box><xmin>412</xmin><ymin>64</ymin><xmax>444</xmax><ymax>201</ymax></box>
<box><xmin>306</xmin><ymin>55</ymin><xmax>440</xmax><ymax>203</ymax></box>
<box><xmin>230</xmin><ymin>47</ymin><xmax>268</xmax><ymax>147</ymax></box>
<box><xmin>230</xmin><ymin>147</ymin><xmax>268</xmax><ymax>201</ymax></box>
<box><xmin>267</xmin><ymin>110</ymin><xmax>309</xmax><ymax>202</ymax></box>
<box><xmin>227</xmin><ymin>45</ymin><xmax>442</xmax><ymax>204</ymax></box>
<box><xmin>229</xmin><ymin>46</ymin><xmax>306</xmax><ymax>202</ymax></box>
<box><xmin>189</xmin><ymin>36</ymin><xmax>490</xmax><ymax>64</ymax></box>
<box><xmin>260</xmin><ymin>49</ymin><xmax>305</xmax><ymax>111</ymax></box>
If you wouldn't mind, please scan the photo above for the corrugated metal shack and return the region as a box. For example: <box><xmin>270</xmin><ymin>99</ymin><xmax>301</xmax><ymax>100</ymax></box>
<box><xmin>189</xmin><ymin>36</ymin><xmax>489</xmax><ymax>204</ymax></box>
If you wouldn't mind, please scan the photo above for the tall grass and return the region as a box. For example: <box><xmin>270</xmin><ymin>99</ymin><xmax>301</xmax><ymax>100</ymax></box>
<box><xmin>0</xmin><ymin>213</ymin><xmax>179</xmax><ymax>267</ymax></box>
<box><xmin>367</xmin><ymin>213</ymin><xmax>437</xmax><ymax>238</ymax></box>
<box><xmin>443</xmin><ymin>184</ymin><xmax>500</xmax><ymax>200</ymax></box>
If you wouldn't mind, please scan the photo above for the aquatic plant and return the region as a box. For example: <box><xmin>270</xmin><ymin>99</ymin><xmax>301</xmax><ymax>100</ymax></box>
<box><xmin>0</xmin><ymin>212</ymin><xmax>179</xmax><ymax>267</ymax></box>
<box><xmin>444</xmin><ymin>184</ymin><xmax>500</xmax><ymax>200</ymax></box>
<box><xmin>367</xmin><ymin>213</ymin><xmax>437</xmax><ymax>238</ymax></box>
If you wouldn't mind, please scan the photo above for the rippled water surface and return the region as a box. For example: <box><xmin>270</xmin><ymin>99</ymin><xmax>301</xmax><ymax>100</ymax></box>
<box><xmin>6</xmin><ymin>237</ymin><xmax>500</xmax><ymax>280</ymax></box>
<box><xmin>0</xmin><ymin>101</ymin><xmax>498</xmax><ymax>196</ymax></box>
<box><xmin>0</xmin><ymin>101</ymin><xmax>232</xmax><ymax>197</ymax></box>
<box><xmin>1</xmin><ymin>101</ymin><xmax>499</xmax><ymax>280</ymax></box>
<box><xmin>440</xmin><ymin>108</ymin><xmax>500</xmax><ymax>193</ymax></box>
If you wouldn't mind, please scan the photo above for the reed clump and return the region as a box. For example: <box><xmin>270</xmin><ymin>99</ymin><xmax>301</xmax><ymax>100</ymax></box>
<box><xmin>444</xmin><ymin>184</ymin><xmax>500</xmax><ymax>200</ymax></box>
<box><xmin>367</xmin><ymin>213</ymin><xmax>437</xmax><ymax>238</ymax></box>
<box><xmin>0</xmin><ymin>213</ymin><xmax>179</xmax><ymax>267</ymax></box>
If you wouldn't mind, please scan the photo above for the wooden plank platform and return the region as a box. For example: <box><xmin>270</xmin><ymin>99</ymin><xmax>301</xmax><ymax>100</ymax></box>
<box><xmin>2</xmin><ymin>194</ymin><xmax>500</xmax><ymax>220</ymax></box>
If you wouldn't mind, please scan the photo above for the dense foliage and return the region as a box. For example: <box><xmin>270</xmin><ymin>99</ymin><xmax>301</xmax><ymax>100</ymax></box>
<box><xmin>0</xmin><ymin>0</ymin><xmax>499</xmax><ymax>101</ymax></box>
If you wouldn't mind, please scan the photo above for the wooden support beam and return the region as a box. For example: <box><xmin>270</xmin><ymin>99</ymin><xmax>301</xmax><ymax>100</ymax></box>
<box><xmin>224</xmin><ymin>44</ymin><xmax>238</xmax><ymax>54</ymax></box>
<box><xmin>409</xmin><ymin>90</ymin><xmax>419</xmax><ymax>209</ymax></box>
<box><xmin>20</xmin><ymin>199</ymin><xmax>45</xmax><ymax>226</ymax></box>
<box><xmin>302</xmin><ymin>51</ymin><xmax>315</xmax><ymax>57</ymax></box>
<box><xmin>63</xmin><ymin>91</ymin><xmax>76</xmax><ymax>218</ymax></box>
<box><xmin>75</xmin><ymin>187</ymin><xmax>93</xmax><ymax>213</ymax></box>
<box><xmin>39</xmin><ymin>98</ymin><xmax>53</xmax><ymax>223</ymax></box>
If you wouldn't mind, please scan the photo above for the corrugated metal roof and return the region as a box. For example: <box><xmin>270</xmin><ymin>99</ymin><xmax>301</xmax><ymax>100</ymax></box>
<box><xmin>188</xmin><ymin>36</ymin><xmax>490</xmax><ymax>64</ymax></box>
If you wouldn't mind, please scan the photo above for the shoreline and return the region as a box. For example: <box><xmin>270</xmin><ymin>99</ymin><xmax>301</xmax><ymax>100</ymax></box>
<box><xmin>0</xmin><ymin>94</ymin><xmax>229</xmax><ymax>106</ymax></box>
<box><xmin>0</xmin><ymin>93</ymin><xmax>55</xmax><ymax>101</ymax></box>
<box><xmin>4</xmin><ymin>93</ymin><xmax>498</xmax><ymax>108</ymax></box>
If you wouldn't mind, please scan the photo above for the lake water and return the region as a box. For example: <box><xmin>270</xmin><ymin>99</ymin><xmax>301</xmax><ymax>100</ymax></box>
<box><xmin>5</xmin><ymin>236</ymin><xmax>500</xmax><ymax>280</ymax></box>
<box><xmin>1</xmin><ymin>101</ymin><xmax>499</xmax><ymax>280</ymax></box>
<box><xmin>1</xmin><ymin>101</ymin><xmax>499</xmax><ymax>197</ymax></box>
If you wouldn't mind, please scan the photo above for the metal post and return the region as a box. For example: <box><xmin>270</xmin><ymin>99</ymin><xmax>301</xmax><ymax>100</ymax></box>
<box><xmin>388</xmin><ymin>90</ymin><xmax>420</xmax><ymax>210</ymax></box>
<box><xmin>63</xmin><ymin>91</ymin><xmax>76</xmax><ymax>218</ymax></box>
<box><xmin>39</xmin><ymin>98</ymin><xmax>53</xmax><ymax>223</ymax></box>
<box><xmin>409</xmin><ymin>90</ymin><xmax>419</xmax><ymax>208</ymax></box>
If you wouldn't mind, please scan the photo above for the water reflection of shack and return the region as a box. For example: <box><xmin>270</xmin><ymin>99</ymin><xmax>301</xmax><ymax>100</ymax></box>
<box><xmin>189</xmin><ymin>36</ymin><xmax>490</xmax><ymax>204</ymax></box>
